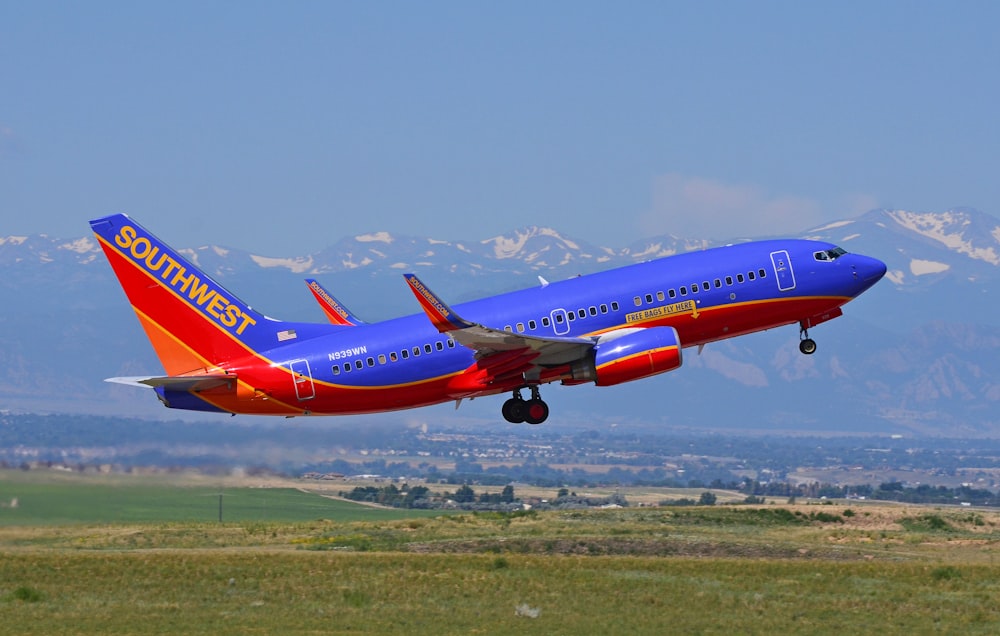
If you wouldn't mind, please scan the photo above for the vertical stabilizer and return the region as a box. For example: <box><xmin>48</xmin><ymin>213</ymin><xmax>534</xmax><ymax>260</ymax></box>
<box><xmin>90</xmin><ymin>214</ymin><xmax>274</xmax><ymax>375</ymax></box>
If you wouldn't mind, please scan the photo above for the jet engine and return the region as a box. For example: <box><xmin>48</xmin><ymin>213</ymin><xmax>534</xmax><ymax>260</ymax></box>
<box><xmin>567</xmin><ymin>326</ymin><xmax>683</xmax><ymax>387</ymax></box>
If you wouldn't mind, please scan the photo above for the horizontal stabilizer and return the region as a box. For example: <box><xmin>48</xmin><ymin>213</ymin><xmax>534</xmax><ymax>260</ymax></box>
<box><xmin>105</xmin><ymin>375</ymin><xmax>236</xmax><ymax>392</ymax></box>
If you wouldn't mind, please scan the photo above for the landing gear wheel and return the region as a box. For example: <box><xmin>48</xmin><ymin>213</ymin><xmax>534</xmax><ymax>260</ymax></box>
<box><xmin>524</xmin><ymin>399</ymin><xmax>549</xmax><ymax>425</ymax></box>
<box><xmin>502</xmin><ymin>397</ymin><xmax>526</xmax><ymax>423</ymax></box>
<box><xmin>798</xmin><ymin>324</ymin><xmax>817</xmax><ymax>355</ymax></box>
<box><xmin>799</xmin><ymin>338</ymin><xmax>817</xmax><ymax>355</ymax></box>
<box><xmin>502</xmin><ymin>386</ymin><xmax>549</xmax><ymax>424</ymax></box>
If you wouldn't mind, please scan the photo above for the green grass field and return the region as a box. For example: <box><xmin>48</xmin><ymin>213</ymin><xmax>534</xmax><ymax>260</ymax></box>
<box><xmin>2</xmin><ymin>470</ymin><xmax>1000</xmax><ymax>634</ymax></box>
<box><xmin>0</xmin><ymin>470</ymin><xmax>441</xmax><ymax>525</ymax></box>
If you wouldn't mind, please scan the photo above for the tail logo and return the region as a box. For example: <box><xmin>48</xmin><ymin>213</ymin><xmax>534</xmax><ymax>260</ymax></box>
<box><xmin>112</xmin><ymin>224</ymin><xmax>258</xmax><ymax>335</ymax></box>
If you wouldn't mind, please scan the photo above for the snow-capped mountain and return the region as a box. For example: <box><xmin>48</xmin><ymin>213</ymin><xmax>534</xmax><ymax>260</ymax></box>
<box><xmin>5</xmin><ymin>208</ymin><xmax>998</xmax><ymax>285</ymax></box>
<box><xmin>2</xmin><ymin>208</ymin><xmax>999</xmax><ymax>434</ymax></box>
<box><xmin>804</xmin><ymin>207</ymin><xmax>1000</xmax><ymax>288</ymax></box>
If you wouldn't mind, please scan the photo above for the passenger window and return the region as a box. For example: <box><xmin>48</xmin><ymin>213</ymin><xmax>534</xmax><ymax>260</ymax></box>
<box><xmin>344</xmin><ymin>363</ymin><xmax>352</xmax><ymax>373</ymax></box>
<box><xmin>355</xmin><ymin>360</ymin><xmax>363</xmax><ymax>370</ymax></box>
<box><xmin>758</xmin><ymin>268</ymin><xmax>766</xmax><ymax>278</ymax></box>
<box><xmin>690</xmin><ymin>284</ymin><xmax>698</xmax><ymax>294</ymax></box>
<box><xmin>737</xmin><ymin>273</ymin><xmax>745</xmax><ymax>283</ymax></box>
<box><xmin>714</xmin><ymin>278</ymin><xmax>721</xmax><ymax>288</ymax></box>
<box><xmin>568</xmin><ymin>312</ymin><xmax>575</xmax><ymax>321</ymax></box>
<box><xmin>435</xmin><ymin>341</ymin><xmax>444</xmax><ymax>351</ymax></box>
<box><xmin>516</xmin><ymin>322</ymin><xmax>524</xmax><ymax>332</ymax></box>
<box><xmin>555</xmin><ymin>314</ymin><xmax>564</xmax><ymax>324</ymax></box>
<box><xmin>447</xmin><ymin>339</ymin><xmax>455</xmax><ymax>348</ymax></box>
<box><xmin>542</xmin><ymin>316</ymin><xmax>551</xmax><ymax>327</ymax></box>
<box><xmin>390</xmin><ymin>352</ymin><xmax>398</xmax><ymax>362</ymax></box>
<box><xmin>702</xmin><ymin>281</ymin><xmax>710</xmax><ymax>291</ymax></box>
<box><xmin>578</xmin><ymin>309</ymin><xmax>586</xmax><ymax>319</ymax></box>
<box><xmin>504</xmin><ymin>325</ymin><xmax>512</xmax><ymax>333</ymax></box>
<box><xmin>748</xmin><ymin>271</ymin><xmax>756</xmax><ymax>281</ymax></box>
<box><xmin>680</xmin><ymin>287</ymin><xmax>688</xmax><ymax>296</ymax></box>
<box><xmin>332</xmin><ymin>366</ymin><xmax>340</xmax><ymax>376</ymax></box>
<box><xmin>401</xmin><ymin>349</ymin><xmax>409</xmax><ymax>359</ymax></box>
<box><xmin>645</xmin><ymin>293</ymin><xmax>653</xmax><ymax>304</ymax></box>
<box><xmin>589</xmin><ymin>306</ymin><xmax>597</xmax><ymax>316</ymax></box>
<box><xmin>726</xmin><ymin>276</ymin><xmax>733</xmax><ymax>286</ymax></box>
<box><xmin>611</xmin><ymin>301</ymin><xmax>620</xmax><ymax>311</ymax></box>
<box><xmin>528</xmin><ymin>320</ymin><xmax>537</xmax><ymax>329</ymax></box>
<box><xmin>633</xmin><ymin>296</ymin><xmax>641</xmax><ymax>307</ymax></box>
<box><xmin>378</xmin><ymin>354</ymin><xmax>386</xmax><ymax>364</ymax></box>
<box><xmin>600</xmin><ymin>304</ymin><xmax>608</xmax><ymax>314</ymax></box>
<box><xmin>367</xmin><ymin>357</ymin><xmax>375</xmax><ymax>367</ymax></box>
<box><xmin>412</xmin><ymin>346</ymin><xmax>420</xmax><ymax>356</ymax></box>
<box><xmin>424</xmin><ymin>344</ymin><xmax>432</xmax><ymax>354</ymax></box>
<box><xmin>656</xmin><ymin>291</ymin><xmax>664</xmax><ymax>302</ymax></box>
<box><xmin>668</xmin><ymin>289</ymin><xmax>676</xmax><ymax>299</ymax></box>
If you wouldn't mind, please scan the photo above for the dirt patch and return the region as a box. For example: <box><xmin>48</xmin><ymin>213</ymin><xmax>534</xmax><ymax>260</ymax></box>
<box><xmin>404</xmin><ymin>537</ymin><xmax>865</xmax><ymax>560</ymax></box>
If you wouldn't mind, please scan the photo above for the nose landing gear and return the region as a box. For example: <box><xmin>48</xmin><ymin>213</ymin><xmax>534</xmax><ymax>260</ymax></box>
<box><xmin>799</xmin><ymin>326</ymin><xmax>817</xmax><ymax>355</ymax></box>
<box><xmin>502</xmin><ymin>386</ymin><xmax>549</xmax><ymax>425</ymax></box>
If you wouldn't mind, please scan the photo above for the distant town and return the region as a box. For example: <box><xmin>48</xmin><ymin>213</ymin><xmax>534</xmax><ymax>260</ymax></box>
<box><xmin>4</xmin><ymin>413</ymin><xmax>1000</xmax><ymax>508</ymax></box>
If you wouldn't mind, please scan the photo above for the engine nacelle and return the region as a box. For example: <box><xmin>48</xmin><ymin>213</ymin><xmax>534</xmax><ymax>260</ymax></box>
<box><xmin>567</xmin><ymin>326</ymin><xmax>683</xmax><ymax>387</ymax></box>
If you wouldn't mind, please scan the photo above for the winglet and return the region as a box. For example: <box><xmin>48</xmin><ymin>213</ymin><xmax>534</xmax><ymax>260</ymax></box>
<box><xmin>403</xmin><ymin>274</ymin><xmax>474</xmax><ymax>333</ymax></box>
<box><xmin>305</xmin><ymin>279</ymin><xmax>365</xmax><ymax>326</ymax></box>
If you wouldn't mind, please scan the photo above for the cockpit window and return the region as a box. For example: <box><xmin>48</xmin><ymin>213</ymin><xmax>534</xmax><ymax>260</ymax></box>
<box><xmin>814</xmin><ymin>247</ymin><xmax>847</xmax><ymax>261</ymax></box>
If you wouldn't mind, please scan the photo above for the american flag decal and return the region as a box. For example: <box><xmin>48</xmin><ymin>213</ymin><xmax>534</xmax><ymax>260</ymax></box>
<box><xmin>277</xmin><ymin>329</ymin><xmax>297</xmax><ymax>342</ymax></box>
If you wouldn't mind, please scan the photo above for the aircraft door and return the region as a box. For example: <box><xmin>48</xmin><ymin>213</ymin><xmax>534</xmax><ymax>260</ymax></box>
<box><xmin>288</xmin><ymin>359</ymin><xmax>316</xmax><ymax>401</ymax></box>
<box><xmin>770</xmin><ymin>250</ymin><xmax>796</xmax><ymax>292</ymax></box>
<box><xmin>550</xmin><ymin>308</ymin><xmax>570</xmax><ymax>335</ymax></box>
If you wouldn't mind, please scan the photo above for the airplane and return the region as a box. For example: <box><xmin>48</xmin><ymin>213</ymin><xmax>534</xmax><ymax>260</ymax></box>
<box><xmin>90</xmin><ymin>213</ymin><xmax>886</xmax><ymax>424</ymax></box>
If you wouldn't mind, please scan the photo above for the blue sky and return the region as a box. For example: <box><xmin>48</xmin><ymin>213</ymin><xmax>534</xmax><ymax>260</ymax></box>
<box><xmin>2</xmin><ymin>1</ymin><xmax>998</xmax><ymax>254</ymax></box>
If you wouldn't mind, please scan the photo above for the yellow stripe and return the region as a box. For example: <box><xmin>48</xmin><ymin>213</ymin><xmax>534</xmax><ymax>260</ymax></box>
<box><xmin>584</xmin><ymin>295</ymin><xmax>849</xmax><ymax>335</ymax></box>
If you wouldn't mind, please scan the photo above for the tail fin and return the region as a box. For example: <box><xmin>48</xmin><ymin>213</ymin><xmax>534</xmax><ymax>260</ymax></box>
<box><xmin>304</xmin><ymin>279</ymin><xmax>366</xmax><ymax>326</ymax></box>
<box><xmin>90</xmin><ymin>214</ymin><xmax>287</xmax><ymax>375</ymax></box>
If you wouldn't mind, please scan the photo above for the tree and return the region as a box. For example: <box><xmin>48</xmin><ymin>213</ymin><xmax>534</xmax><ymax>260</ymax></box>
<box><xmin>698</xmin><ymin>491</ymin><xmax>717</xmax><ymax>505</ymax></box>
<box><xmin>453</xmin><ymin>484</ymin><xmax>476</xmax><ymax>503</ymax></box>
<box><xmin>376</xmin><ymin>483</ymin><xmax>400</xmax><ymax>505</ymax></box>
<box><xmin>501</xmin><ymin>485</ymin><xmax>515</xmax><ymax>503</ymax></box>
<box><xmin>402</xmin><ymin>485</ymin><xmax>429</xmax><ymax>507</ymax></box>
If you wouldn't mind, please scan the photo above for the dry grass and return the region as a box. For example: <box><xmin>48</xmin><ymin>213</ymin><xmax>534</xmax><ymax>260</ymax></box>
<box><xmin>3</xmin><ymin>549</ymin><xmax>1000</xmax><ymax>634</ymax></box>
<box><xmin>3</xmin><ymin>470</ymin><xmax>1000</xmax><ymax>634</ymax></box>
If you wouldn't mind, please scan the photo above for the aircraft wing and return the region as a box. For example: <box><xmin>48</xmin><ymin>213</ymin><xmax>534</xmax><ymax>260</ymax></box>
<box><xmin>403</xmin><ymin>274</ymin><xmax>594</xmax><ymax>367</ymax></box>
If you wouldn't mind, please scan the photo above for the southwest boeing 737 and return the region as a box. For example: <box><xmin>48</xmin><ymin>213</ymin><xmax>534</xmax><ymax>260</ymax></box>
<box><xmin>90</xmin><ymin>213</ymin><xmax>886</xmax><ymax>424</ymax></box>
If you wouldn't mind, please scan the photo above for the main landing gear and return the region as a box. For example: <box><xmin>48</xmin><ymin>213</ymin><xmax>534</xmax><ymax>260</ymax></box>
<box><xmin>799</xmin><ymin>326</ymin><xmax>817</xmax><ymax>355</ymax></box>
<box><xmin>502</xmin><ymin>386</ymin><xmax>549</xmax><ymax>425</ymax></box>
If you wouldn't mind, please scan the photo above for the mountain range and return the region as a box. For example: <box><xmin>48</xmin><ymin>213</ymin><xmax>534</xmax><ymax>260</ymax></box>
<box><xmin>2</xmin><ymin>208</ymin><xmax>999</xmax><ymax>436</ymax></box>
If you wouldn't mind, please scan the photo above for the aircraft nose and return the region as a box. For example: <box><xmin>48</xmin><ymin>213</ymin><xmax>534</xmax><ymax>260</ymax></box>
<box><xmin>862</xmin><ymin>255</ymin><xmax>887</xmax><ymax>282</ymax></box>
<box><xmin>852</xmin><ymin>254</ymin><xmax>887</xmax><ymax>292</ymax></box>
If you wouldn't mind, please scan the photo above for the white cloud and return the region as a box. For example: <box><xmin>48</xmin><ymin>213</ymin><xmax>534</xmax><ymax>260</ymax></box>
<box><xmin>640</xmin><ymin>174</ymin><xmax>825</xmax><ymax>239</ymax></box>
<box><xmin>841</xmin><ymin>193</ymin><xmax>880</xmax><ymax>217</ymax></box>
<box><xmin>0</xmin><ymin>125</ymin><xmax>23</xmax><ymax>158</ymax></box>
